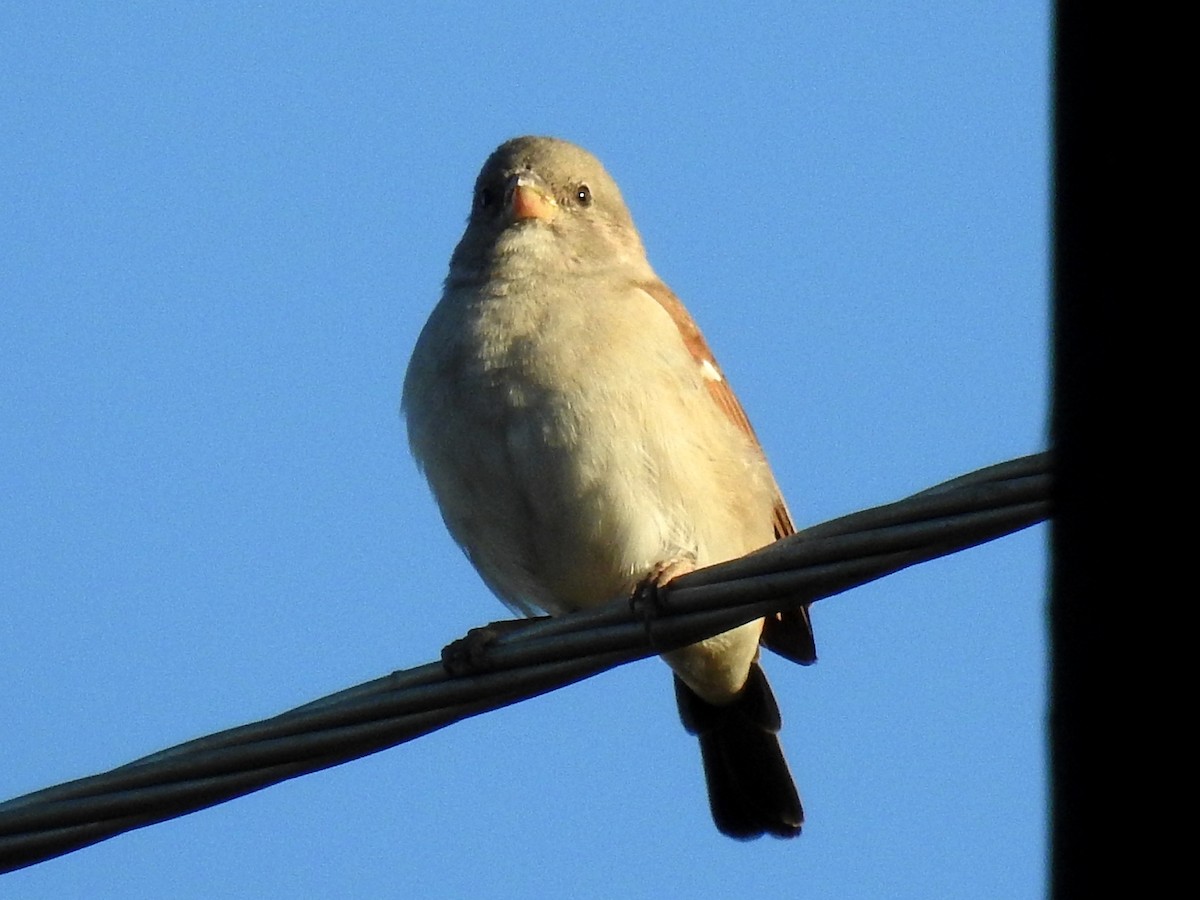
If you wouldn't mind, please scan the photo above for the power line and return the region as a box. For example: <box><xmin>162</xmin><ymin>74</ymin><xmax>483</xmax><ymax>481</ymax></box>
<box><xmin>0</xmin><ymin>451</ymin><xmax>1048</xmax><ymax>874</ymax></box>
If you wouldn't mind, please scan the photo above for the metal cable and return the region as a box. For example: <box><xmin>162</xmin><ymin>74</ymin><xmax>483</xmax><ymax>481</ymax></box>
<box><xmin>0</xmin><ymin>451</ymin><xmax>1050</xmax><ymax>873</ymax></box>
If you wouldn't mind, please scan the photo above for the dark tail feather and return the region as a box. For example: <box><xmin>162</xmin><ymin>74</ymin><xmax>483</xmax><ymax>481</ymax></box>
<box><xmin>674</xmin><ymin>661</ymin><xmax>803</xmax><ymax>839</ymax></box>
<box><xmin>762</xmin><ymin>604</ymin><xmax>818</xmax><ymax>666</ymax></box>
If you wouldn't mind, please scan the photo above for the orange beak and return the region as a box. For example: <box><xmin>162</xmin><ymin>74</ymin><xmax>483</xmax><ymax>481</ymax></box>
<box><xmin>508</xmin><ymin>178</ymin><xmax>557</xmax><ymax>221</ymax></box>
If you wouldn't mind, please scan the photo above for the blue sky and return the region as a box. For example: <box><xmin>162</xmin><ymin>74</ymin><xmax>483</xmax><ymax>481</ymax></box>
<box><xmin>2</xmin><ymin>4</ymin><xmax>1049</xmax><ymax>897</ymax></box>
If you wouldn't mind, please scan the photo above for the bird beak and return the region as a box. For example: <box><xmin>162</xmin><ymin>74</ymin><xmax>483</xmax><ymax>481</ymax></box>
<box><xmin>506</xmin><ymin>173</ymin><xmax>558</xmax><ymax>221</ymax></box>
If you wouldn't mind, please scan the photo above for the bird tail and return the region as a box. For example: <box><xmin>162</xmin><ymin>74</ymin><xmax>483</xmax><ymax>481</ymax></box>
<box><xmin>674</xmin><ymin>660</ymin><xmax>803</xmax><ymax>839</ymax></box>
<box><xmin>761</xmin><ymin>604</ymin><xmax>818</xmax><ymax>665</ymax></box>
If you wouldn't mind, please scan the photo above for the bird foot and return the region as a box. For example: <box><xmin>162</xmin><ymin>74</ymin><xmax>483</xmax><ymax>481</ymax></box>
<box><xmin>441</xmin><ymin>619</ymin><xmax>531</xmax><ymax>676</ymax></box>
<box><xmin>629</xmin><ymin>557</ymin><xmax>697</xmax><ymax>640</ymax></box>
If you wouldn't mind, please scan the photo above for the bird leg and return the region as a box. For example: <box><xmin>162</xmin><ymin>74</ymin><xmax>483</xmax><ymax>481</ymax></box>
<box><xmin>629</xmin><ymin>557</ymin><xmax>697</xmax><ymax>648</ymax></box>
<box><xmin>441</xmin><ymin>618</ymin><xmax>542</xmax><ymax>676</ymax></box>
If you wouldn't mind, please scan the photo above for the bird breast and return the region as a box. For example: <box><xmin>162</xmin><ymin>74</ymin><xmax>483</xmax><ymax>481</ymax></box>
<box><xmin>406</xmin><ymin>273</ymin><xmax>777</xmax><ymax>615</ymax></box>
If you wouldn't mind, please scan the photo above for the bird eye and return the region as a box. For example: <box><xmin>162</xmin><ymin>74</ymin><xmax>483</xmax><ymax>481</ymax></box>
<box><xmin>575</xmin><ymin>184</ymin><xmax>592</xmax><ymax>207</ymax></box>
<box><xmin>474</xmin><ymin>187</ymin><xmax>496</xmax><ymax>212</ymax></box>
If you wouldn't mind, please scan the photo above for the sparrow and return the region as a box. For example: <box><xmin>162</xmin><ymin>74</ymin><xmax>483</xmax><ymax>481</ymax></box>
<box><xmin>402</xmin><ymin>136</ymin><xmax>816</xmax><ymax>839</ymax></box>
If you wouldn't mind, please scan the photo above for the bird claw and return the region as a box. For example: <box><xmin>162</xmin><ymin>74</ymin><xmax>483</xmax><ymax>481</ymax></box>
<box><xmin>441</xmin><ymin>619</ymin><xmax>530</xmax><ymax>676</ymax></box>
<box><xmin>629</xmin><ymin>557</ymin><xmax>697</xmax><ymax>641</ymax></box>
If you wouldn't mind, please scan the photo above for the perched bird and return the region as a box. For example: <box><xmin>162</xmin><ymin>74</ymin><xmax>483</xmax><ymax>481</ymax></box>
<box><xmin>403</xmin><ymin>136</ymin><xmax>816</xmax><ymax>839</ymax></box>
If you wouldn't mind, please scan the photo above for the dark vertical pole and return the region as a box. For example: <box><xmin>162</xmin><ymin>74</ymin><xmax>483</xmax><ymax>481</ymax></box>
<box><xmin>1052</xmin><ymin>3</ymin><xmax>1120</xmax><ymax>896</ymax></box>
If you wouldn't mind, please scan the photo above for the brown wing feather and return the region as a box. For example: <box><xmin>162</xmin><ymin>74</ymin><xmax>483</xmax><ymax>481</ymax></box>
<box><xmin>637</xmin><ymin>279</ymin><xmax>816</xmax><ymax>665</ymax></box>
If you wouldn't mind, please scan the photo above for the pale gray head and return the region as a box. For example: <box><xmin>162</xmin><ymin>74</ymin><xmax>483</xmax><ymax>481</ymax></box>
<box><xmin>447</xmin><ymin>136</ymin><xmax>649</xmax><ymax>282</ymax></box>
